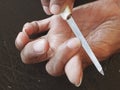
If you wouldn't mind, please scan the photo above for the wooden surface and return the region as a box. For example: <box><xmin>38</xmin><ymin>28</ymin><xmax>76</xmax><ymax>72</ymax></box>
<box><xmin>0</xmin><ymin>0</ymin><xmax>120</xmax><ymax>90</ymax></box>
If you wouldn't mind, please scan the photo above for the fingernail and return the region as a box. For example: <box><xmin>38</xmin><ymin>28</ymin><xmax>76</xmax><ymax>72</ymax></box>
<box><xmin>33</xmin><ymin>39</ymin><xmax>45</xmax><ymax>54</ymax></box>
<box><xmin>67</xmin><ymin>38</ymin><xmax>80</xmax><ymax>49</ymax></box>
<box><xmin>50</xmin><ymin>5</ymin><xmax>60</xmax><ymax>14</ymax></box>
<box><xmin>43</xmin><ymin>6</ymin><xmax>51</xmax><ymax>15</ymax></box>
<box><xmin>75</xmin><ymin>78</ymin><xmax>82</xmax><ymax>87</ymax></box>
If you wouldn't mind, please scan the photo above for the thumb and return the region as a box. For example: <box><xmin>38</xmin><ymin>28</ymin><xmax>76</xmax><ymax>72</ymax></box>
<box><xmin>50</xmin><ymin>0</ymin><xmax>75</xmax><ymax>14</ymax></box>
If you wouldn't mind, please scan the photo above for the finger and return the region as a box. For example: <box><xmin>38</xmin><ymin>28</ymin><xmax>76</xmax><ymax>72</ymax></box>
<box><xmin>41</xmin><ymin>0</ymin><xmax>51</xmax><ymax>15</ymax></box>
<box><xmin>65</xmin><ymin>54</ymin><xmax>83</xmax><ymax>87</ymax></box>
<box><xmin>46</xmin><ymin>38</ymin><xmax>81</xmax><ymax>76</ymax></box>
<box><xmin>15</xmin><ymin>32</ymin><xmax>30</xmax><ymax>50</ymax></box>
<box><xmin>20</xmin><ymin>38</ymin><xmax>49</xmax><ymax>64</ymax></box>
<box><xmin>23</xmin><ymin>18</ymin><xmax>50</xmax><ymax>36</ymax></box>
<box><xmin>50</xmin><ymin>0</ymin><xmax>74</xmax><ymax>14</ymax></box>
<box><xmin>15</xmin><ymin>18</ymin><xmax>50</xmax><ymax>51</ymax></box>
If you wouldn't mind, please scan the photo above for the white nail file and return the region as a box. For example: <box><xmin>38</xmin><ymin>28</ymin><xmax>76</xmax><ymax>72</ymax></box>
<box><xmin>60</xmin><ymin>6</ymin><xmax>104</xmax><ymax>75</ymax></box>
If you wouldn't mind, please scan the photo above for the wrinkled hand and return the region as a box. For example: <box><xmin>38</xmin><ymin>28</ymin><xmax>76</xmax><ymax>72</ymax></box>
<box><xmin>15</xmin><ymin>0</ymin><xmax>120</xmax><ymax>87</ymax></box>
<box><xmin>40</xmin><ymin>0</ymin><xmax>75</xmax><ymax>15</ymax></box>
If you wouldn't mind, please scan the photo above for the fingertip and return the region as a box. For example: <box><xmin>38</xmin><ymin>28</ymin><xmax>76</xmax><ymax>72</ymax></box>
<box><xmin>15</xmin><ymin>32</ymin><xmax>30</xmax><ymax>50</ymax></box>
<box><xmin>65</xmin><ymin>55</ymin><xmax>83</xmax><ymax>87</ymax></box>
<box><xmin>43</xmin><ymin>6</ymin><xmax>52</xmax><ymax>15</ymax></box>
<box><xmin>46</xmin><ymin>64</ymin><xmax>63</xmax><ymax>76</ymax></box>
<box><xmin>50</xmin><ymin>0</ymin><xmax>74</xmax><ymax>15</ymax></box>
<box><xmin>50</xmin><ymin>5</ymin><xmax>61</xmax><ymax>14</ymax></box>
<box><xmin>45</xmin><ymin>63</ymin><xmax>53</xmax><ymax>76</ymax></box>
<box><xmin>15</xmin><ymin>32</ymin><xmax>21</xmax><ymax>50</ymax></box>
<box><xmin>23</xmin><ymin>22</ymin><xmax>29</xmax><ymax>31</ymax></box>
<box><xmin>46</xmin><ymin>60</ymin><xmax>57</xmax><ymax>76</ymax></box>
<box><xmin>75</xmin><ymin>78</ymin><xmax>83</xmax><ymax>87</ymax></box>
<box><xmin>15</xmin><ymin>32</ymin><xmax>23</xmax><ymax>50</ymax></box>
<box><xmin>22</xmin><ymin>22</ymin><xmax>33</xmax><ymax>36</ymax></box>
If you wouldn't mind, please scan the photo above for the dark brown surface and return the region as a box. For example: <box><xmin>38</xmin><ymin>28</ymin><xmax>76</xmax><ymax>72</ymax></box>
<box><xmin>0</xmin><ymin>0</ymin><xmax>120</xmax><ymax>90</ymax></box>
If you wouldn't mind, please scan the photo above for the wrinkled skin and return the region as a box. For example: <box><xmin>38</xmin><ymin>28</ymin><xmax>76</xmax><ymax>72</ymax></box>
<box><xmin>15</xmin><ymin>0</ymin><xmax>120</xmax><ymax>86</ymax></box>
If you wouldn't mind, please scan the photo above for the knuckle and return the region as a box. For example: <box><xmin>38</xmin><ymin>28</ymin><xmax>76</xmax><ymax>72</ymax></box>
<box><xmin>94</xmin><ymin>42</ymin><xmax>113</xmax><ymax>59</ymax></box>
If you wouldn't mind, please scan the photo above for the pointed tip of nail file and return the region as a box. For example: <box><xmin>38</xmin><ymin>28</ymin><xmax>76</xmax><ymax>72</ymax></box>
<box><xmin>100</xmin><ymin>69</ymin><xmax>104</xmax><ymax>76</ymax></box>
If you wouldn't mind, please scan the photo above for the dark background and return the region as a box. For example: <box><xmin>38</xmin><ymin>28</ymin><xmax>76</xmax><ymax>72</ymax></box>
<box><xmin>0</xmin><ymin>0</ymin><xmax>120</xmax><ymax>90</ymax></box>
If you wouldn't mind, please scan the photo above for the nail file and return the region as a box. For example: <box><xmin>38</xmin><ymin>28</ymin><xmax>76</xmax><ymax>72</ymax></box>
<box><xmin>60</xmin><ymin>6</ymin><xmax>104</xmax><ymax>75</ymax></box>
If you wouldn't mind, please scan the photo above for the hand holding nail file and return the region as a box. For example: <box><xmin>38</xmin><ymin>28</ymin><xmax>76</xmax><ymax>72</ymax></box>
<box><xmin>60</xmin><ymin>6</ymin><xmax>104</xmax><ymax>75</ymax></box>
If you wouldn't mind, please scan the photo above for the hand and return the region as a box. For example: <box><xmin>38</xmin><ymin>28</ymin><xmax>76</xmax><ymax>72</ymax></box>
<box><xmin>40</xmin><ymin>0</ymin><xmax>75</xmax><ymax>15</ymax></box>
<box><xmin>15</xmin><ymin>0</ymin><xmax>120</xmax><ymax>86</ymax></box>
